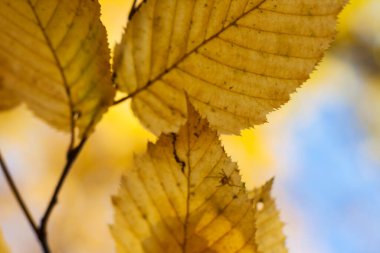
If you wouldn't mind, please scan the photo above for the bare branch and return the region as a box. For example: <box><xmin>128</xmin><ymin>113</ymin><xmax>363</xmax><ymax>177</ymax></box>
<box><xmin>0</xmin><ymin>152</ymin><xmax>41</xmax><ymax>249</ymax></box>
<box><xmin>37</xmin><ymin>136</ymin><xmax>88</xmax><ymax>253</ymax></box>
<box><xmin>128</xmin><ymin>0</ymin><xmax>142</xmax><ymax>20</ymax></box>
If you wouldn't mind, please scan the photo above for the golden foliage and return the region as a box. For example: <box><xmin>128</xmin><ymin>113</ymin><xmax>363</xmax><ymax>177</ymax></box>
<box><xmin>0</xmin><ymin>230</ymin><xmax>9</xmax><ymax>253</ymax></box>
<box><xmin>0</xmin><ymin>0</ymin><xmax>350</xmax><ymax>252</ymax></box>
<box><xmin>112</xmin><ymin>104</ymin><xmax>286</xmax><ymax>253</ymax></box>
<box><xmin>0</xmin><ymin>0</ymin><xmax>115</xmax><ymax>134</ymax></box>
<box><xmin>114</xmin><ymin>0</ymin><xmax>347</xmax><ymax>135</ymax></box>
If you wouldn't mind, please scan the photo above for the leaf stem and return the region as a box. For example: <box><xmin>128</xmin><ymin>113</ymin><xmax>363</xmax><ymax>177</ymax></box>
<box><xmin>0</xmin><ymin>152</ymin><xmax>39</xmax><ymax>235</ymax></box>
<box><xmin>112</xmin><ymin>94</ymin><xmax>132</xmax><ymax>106</ymax></box>
<box><xmin>112</xmin><ymin>83</ymin><xmax>150</xmax><ymax>105</ymax></box>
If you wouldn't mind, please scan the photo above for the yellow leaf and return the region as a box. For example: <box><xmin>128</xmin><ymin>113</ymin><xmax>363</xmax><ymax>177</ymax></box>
<box><xmin>0</xmin><ymin>0</ymin><xmax>115</xmax><ymax>135</ymax></box>
<box><xmin>251</xmin><ymin>180</ymin><xmax>287</xmax><ymax>253</ymax></box>
<box><xmin>111</xmin><ymin>103</ymin><xmax>286</xmax><ymax>253</ymax></box>
<box><xmin>0</xmin><ymin>80</ymin><xmax>20</xmax><ymax>111</ymax></box>
<box><xmin>0</xmin><ymin>229</ymin><xmax>9</xmax><ymax>253</ymax></box>
<box><xmin>114</xmin><ymin>0</ymin><xmax>347</xmax><ymax>135</ymax></box>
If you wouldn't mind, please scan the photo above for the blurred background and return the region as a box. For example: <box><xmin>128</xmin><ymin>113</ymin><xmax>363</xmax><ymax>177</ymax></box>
<box><xmin>1</xmin><ymin>0</ymin><xmax>380</xmax><ymax>252</ymax></box>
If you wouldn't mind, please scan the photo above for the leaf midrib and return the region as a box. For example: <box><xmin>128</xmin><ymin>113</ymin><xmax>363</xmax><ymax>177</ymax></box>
<box><xmin>125</xmin><ymin>0</ymin><xmax>267</xmax><ymax>100</ymax></box>
<box><xmin>182</xmin><ymin>119</ymin><xmax>192</xmax><ymax>253</ymax></box>
<box><xmin>27</xmin><ymin>0</ymin><xmax>75</xmax><ymax>139</ymax></box>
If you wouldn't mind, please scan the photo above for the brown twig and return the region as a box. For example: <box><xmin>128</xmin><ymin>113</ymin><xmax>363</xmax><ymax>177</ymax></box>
<box><xmin>128</xmin><ymin>0</ymin><xmax>143</xmax><ymax>20</ymax></box>
<box><xmin>38</xmin><ymin>136</ymin><xmax>88</xmax><ymax>253</ymax></box>
<box><xmin>2</xmin><ymin>0</ymin><xmax>143</xmax><ymax>251</ymax></box>
<box><xmin>1</xmin><ymin>125</ymin><xmax>90</xmax><ymax>253</ymax></box>
<box><xmin>0</xmin><ymin>152</ymin><xmax>40</xmax><ymax>248</ymax></box>
<box><xmin>1</xmin><ymin>134</ymin><xmax>87</xmax><ymax>253</ymax></box>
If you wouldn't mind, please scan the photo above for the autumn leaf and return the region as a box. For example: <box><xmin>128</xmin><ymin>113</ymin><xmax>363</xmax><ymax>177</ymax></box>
<box><xmin>0</xmin><ymin>229</ymin><xmax>9</xmax><ymax>253</ymax></box>
<box><xmin>0</xmin><ymin>0</ymin><xmax>115</xmax><ymax>135</ymax></box>
<box><xmin>114</xmin><ymin>0</ymin><xmax>347</xmax><ymax>135</ymax></box>
<box><xmin>0</xmin><ymin>80</ymin><xmax>20</xmax><ymax>111</ymax></box>
<box><xmin>111</xmin><ymin>103</ymin><xmax>286</xmax><ymax>253</ymax></box>
<box><xmin>251</xmin><ymin>180</ymin><xmax>287</xmax><ymax>253</ymax></box>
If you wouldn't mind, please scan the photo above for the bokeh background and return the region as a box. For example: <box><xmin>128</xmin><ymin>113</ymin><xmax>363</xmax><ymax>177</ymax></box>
<box><xmin>1</xmin><ymin>0</ymin><xmax>380</xmax><ymax>252</ymax></box>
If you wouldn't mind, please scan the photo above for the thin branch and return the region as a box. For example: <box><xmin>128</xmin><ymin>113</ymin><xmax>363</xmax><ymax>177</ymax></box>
<box><xmin>0</xmin><ymin>141</ymin><xmax>88</xmax><ymax>253</ymax></box>
<box><xmin>128</xmin><ymin>0</ymin><xmax>143</xmax><ymax>20</ymax></box>
<box><xmin>35</xmin><ymin>107</ymin><xmax>99</xmax><ymax>253</ymax></box>
<box><xmin>2</xmin><ymin>108</ymin><xmax>98</xmax><ymax>253</ymax></box>
<box><xmin>0</xmin><ymin>152</ymin><xmax>39</xmax><ymax>239</ymax></box>
<box><xmin>38</xmin><ymin>136</ymin><xmax>88</xmax><ymax>252</ymax></box>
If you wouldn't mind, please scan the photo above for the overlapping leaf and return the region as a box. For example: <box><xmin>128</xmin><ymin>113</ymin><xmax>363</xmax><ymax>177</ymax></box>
<box><xmin>0</xmin><ymin>0</ymin><xmax>115</xmax><ymax>134</ymax></box>
<box><xmin>112</xmin><ymin>104</ymin><xmax>286</xmax><ymax>253</ymax></box>
<box><xmin>250</xmin><ymin>180</ymin><xmax>287</xmax><ymax>253</ymax></box>
<box><xmin>0</xmin><ymin>80</ymin><xmax>20</xmax><ymax>111</ymax></box>
<box><xmin>114</xmin><ymin>0</ymin><xmax>347</xmax><ymax>135</ymax></box>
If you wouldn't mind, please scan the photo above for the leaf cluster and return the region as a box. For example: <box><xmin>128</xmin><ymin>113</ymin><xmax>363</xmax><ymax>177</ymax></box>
<box><xmin>0</xmin><ymin>0</ymin><xmax>347</xmax><ymax>252</ymax></box>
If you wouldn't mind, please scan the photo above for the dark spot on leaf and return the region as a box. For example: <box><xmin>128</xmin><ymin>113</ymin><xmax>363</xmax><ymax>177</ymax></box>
<box><xmin>171</xmin><ymin>133</ymin><xmax>186</xmax><ymax>173</ymax></box>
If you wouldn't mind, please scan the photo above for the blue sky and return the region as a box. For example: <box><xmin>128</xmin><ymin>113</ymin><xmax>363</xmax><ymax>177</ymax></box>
<box><xmin>285</xmin><ymin>81</ymin><xmax>380</xmax><ymax>253</ymax></box>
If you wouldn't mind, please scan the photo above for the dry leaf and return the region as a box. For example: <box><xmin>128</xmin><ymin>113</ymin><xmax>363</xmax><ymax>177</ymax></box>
<box><xmin>251</xmin><ymin>180</ymin><xmax>287</xmax><ymax>253</ymax></box>
<box><xmin>0</xmin><ymin>230</ymin><xmax>9</xmax><ymax>253</ymax></box>
<box><xmin>111</xmin><ymin>103</ymin><xmax>287</xmax><ymax>253</ymax></box>
<box><xmin>114</xmin><ymin>0</ymin><xmax>347</xmax><ymax>135</ymax></box>
<box><xmin>0</xmin><ymin>0</ymin><xmax>115</xmax><ymax>134</ymax></box>
<box><xmin>0</xmin><ymin>80</ymin><xmax>20</xmax><ymax>111</ymax></box>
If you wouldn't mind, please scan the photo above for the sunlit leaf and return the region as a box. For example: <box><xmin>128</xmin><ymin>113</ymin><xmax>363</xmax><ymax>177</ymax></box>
<box><xmin>250</xmin><ymin>179</ymin><xmax>287</xmax><ymax>253</ymax></box>
<box><xmin>114</xmin><ymin>0</ymin><xmax>347</xmax><ymax>135</ymax></box>
<box><xmin>0</xmin><ymin>80</ymin><xmax>20</xmax><ymax>111</ymax></box>
<box><xmin>111</xmin><ymin>103</ymin><xmax>286</xmax><ymax>253</ymax></box>
<box><xmin>0</xmin><ymin>0</ymin><xmax>115</xmax><ymax>135</ymax></box>
<box><xmin>0</xmin><ymin>229</ymin><xmax>9</xmax><ymax>253</ymax></box>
